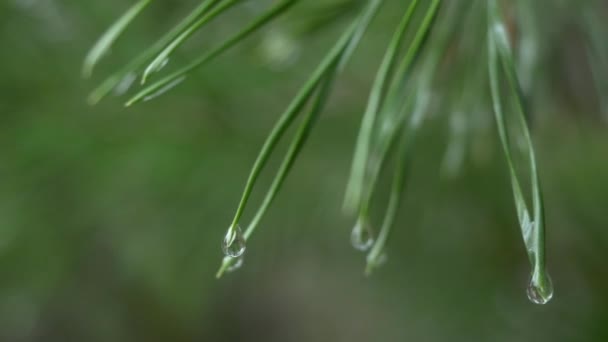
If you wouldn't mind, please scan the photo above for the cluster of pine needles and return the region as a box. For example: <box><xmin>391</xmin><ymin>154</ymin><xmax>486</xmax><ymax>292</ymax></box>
<box><xmin>83</xmin><ymin>0</ymin><xmax>608</xmax><ymax>304</ymax></box>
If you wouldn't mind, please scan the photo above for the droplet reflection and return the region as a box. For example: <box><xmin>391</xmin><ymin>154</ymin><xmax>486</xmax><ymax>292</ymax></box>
<box><xmin>527</xmin><ymin>271</ymin><xmax>554</xmax><ymax>305</ymax></box>
<box><xmin>226</xmin><ymin>256</ymin><xmax>244</xmax><ymax>273</ymax></box>
<box><xmin>351</xmin><ymin>218</ymin><xmax>374</xmax><ymax>251</ymax></box>
<box><xmin>221</xmin><ymin>224</ymin><xmax>246</xmax><ymax>258</ymax></box>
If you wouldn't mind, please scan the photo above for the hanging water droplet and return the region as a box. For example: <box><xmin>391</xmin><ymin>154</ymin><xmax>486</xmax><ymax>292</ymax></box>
<box><xmin>527</xmin><ymin>271</ymin><xmax>554</xmax><ymax>305</ymax></box>
<box><xmin>222</xmin><ymin>224</ymin><xmax>246</xmax><ymax>258</ymax></box>
<box><xmin>226</xmin><ymin>255</ymin><xmax>244</xmax><ymax>273</ymax></box>
<box><xmin>142</xmin><ymin>76</ymin><xmax>186</xmax><ymax>102</ymax></box>
<box><xmin>351</xmin><ymin>218</ymin><xmax>374</xmax><ymax>251</ymax></box>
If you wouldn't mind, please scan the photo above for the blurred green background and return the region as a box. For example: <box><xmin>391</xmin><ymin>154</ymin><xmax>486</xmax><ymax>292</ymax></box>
<box><xmin>1</xmin><ymin>1</ymin><xmax>607</xmax><ymax>341</ymax></box>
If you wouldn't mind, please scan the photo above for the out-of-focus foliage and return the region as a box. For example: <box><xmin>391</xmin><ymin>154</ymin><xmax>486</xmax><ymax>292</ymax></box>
<box><xmin>1</xmin><ymin>0</ymin><xmax>607</xmax><ymax>341</ymax></box>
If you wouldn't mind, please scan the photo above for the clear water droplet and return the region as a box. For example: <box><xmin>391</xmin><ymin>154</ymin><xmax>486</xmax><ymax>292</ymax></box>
<box><xmin>527</xmin><ymin>271</ymin><xmax>554</xmax><ymax>305</ymax></box>
<box><xmin>226</xmin><ymin>255</ymin><xmax>244</xmax><ymax>273</ymax></box>
<box><xmin>143</xmin><ymin>76</ymin><xmax>186</xmax><ymax>102</ymax></box>
<box><xmin>351</xmin><ymin>218</ymin><xmax>374</xmax><ymax>251</ymax></box>
<box><xmin>222</xmin><ymin>224</ymin><xmax>246</xmax><ymax>258</ymax></box>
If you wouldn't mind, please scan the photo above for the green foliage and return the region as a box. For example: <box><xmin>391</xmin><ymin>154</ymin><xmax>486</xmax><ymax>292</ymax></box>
<box><xmin>84</xmin><ymin>0</ymin><xmax>608</xmax><ymax>304</ymax></box>
<box><xmin>82</xmin><ymin>0</ymin><xmax>153</xmax><ymax>78</ymax></box>
<box><xmin>487</xmin><ymin>0</ymin><xmax>551</xmax><ymax>304</ymax></box>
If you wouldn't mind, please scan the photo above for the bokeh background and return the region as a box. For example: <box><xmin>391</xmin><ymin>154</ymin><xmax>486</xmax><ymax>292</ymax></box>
<box><xmin>1</xmin><ymin>0</ymin><xmax>607</xmax><ymax>341</ymax></box>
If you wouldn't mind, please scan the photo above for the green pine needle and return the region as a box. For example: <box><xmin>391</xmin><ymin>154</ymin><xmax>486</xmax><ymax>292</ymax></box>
<box><xmin>87</xmin><ymin>0</ymin><xmax>239</xmax><ymax>104</ymax></box>
<box><xmin>343</xmin><ymin>0</ymin><xmax>420</xmax><ymax>215</ymax></box>
<box><xmin>83</xmin><ymin>0</ymin><xmax>153</xmax><ymax>78</ymax></box>
<box><xmin>218</xmin><ymin>0</ymin><xmax>383</xmax><ymax>277</ymax></box>
<box><xmin>141</xmin><ymin>0</ymin><xmax>233</xmax><ymax>84</ymax></box>
<box><xmin>125</xmin><ymin>0</ymin><xmax>299</xmax><ymax>106</ymax></box>
<box><xmin>487</xmin><ymin>0</ymin><xmax>551</xmax><ymax>301</ymax></box>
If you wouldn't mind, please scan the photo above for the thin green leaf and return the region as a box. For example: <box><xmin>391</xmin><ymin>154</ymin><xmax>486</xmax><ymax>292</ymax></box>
<box><xmin>247</xmin><ymin>68</ymin><xmax>337</xmax><ymax>243</ymax></box>
<box><xmin>349</xmin><ymin>0</ymin><xmax>442</xmax><ymax>218</ymax></box>
<box><xmin>338</xmin><ymin>0</ymin><xmax>384</xmax><ymax>71</ymax></box>
<box><xmin>141</xmin><ymin>0</ymin><xmax>237</xmax><ymax>84</ymax></box>
<box><xmin>365</xmin><ymin>121</ymin><xmax>413</xmax><ymax>275</ymax></box>
<box><xmin>83</xmin><ymin>0</ymin><xmax>153</xmax><ymax>78</ymax></box>
<box><xmin>344</xmin><ymin>0</ymin><xmax>420</xmax><ymax>214</ymax></box>
<box><xmin>218</xmin><ymin>3</ymin><xmax>380</xmax><ymax>277</ymax></box>
<box><xmin>226</xmin><ymin>16</ymin><xmax>362</xmax><ymax>235</ymax></box>
<box><xmin>488</xmin><ymin>0</ymin><xmax>551</xmax><ymax>301</ymax></box>
<box><xmin>381</xmin><ymin>0</ymin><xmax>441</xmax><ymax>119</ymax></box>
<box><xmin>125</xmin><ymin>0</ymin><xmax>299</xmax><ymax>106</ymax></box>
<box><xmin>217</xmin><ymin>61</ymin><xmax>340</xmax><ymax>279</ymax></box>
<box><xmin>87</xmin><ymin>0</ymin><xmax>233</xmax><ymax>104</ymax></box>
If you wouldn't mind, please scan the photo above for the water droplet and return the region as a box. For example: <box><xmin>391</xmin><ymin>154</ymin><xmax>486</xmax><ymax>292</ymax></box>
<box><xmin>142</xmin><ymin>76</ymin><xmax>186</xmax><ymax>102</ymax></box>
<box><xmin>222</xmin><ymin>224</ymin><xmax>246</xmax><ymax>258</ymax></box>
<box><xmin>351</xmin><ymin>218</ymin><xmax>374</xmax><ymax>251</ymax></box>
<box><xmin>527</xmin><ymin>271</ymin><xmax>553</xmax><ymax>305</ymax></box>
<box><xmin>226</xmin><ymin>255</ymin><xmax>244</xmax><ymax>273</ymax></box>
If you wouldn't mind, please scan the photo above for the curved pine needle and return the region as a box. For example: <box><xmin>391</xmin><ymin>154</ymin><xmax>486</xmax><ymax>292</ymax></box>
<box><xmin>141</xmin><ymin>0</ymin><xmax>238</xmax><ymax>84</ymax></box>
<box><xmin>338</xmin><ymin>0</ymin><xmax>384</xmax><ymax>71</ymax></box>
<box><xmin>381</xmin><ymin>0</ymin><xmax>441</xmax><ymax>119</ymax></box>
<box><xmin>343</xmin><ymin>0</ymin><xmax>420</xmax><ymax>214</ymax></box>
<box><xmin>83</xmin><ymin>0</ymin><xmax>153</xmax><ymax>78</ymax></box>
<box><xmin>218</xmin><ymin>2</ymin><xmax>382</xmax><ymax>277</ymax></box>
<box><xmin>125</xmin><ymin>0</ymin><xmax>299</xmax><ymax>106</ymax></box>
<box><xmin>346</xmin><ymin>78</ymin><xmax>419</xmax><ymax>258</ymax></box>
<box><xmin>217</xmin><ymin>62</ymin><xmax>340</xmax><ymax>278</ymax></box>
<box><xmin>87</xmin><ymin>0</ymin><xmax>229</xmax><ymax>104</ymax></box>
<box><xmin>365</xmin><ymin>123</ymin><xmax>413</xmax><ymax>275</ymax></box>
<box><xmin>487</xmin><ymin>0</ymin><xmax>550</xmax><ymax>298</ymax></box>
<box><xmin>226</xmin><ymin>17</ymin><xmax>362</xmax><ymax>233</ymax></box>
<box><xmin>347</xmin><ymin>0</ymin><xmax>442</xmax><ymax>217</ymax></box>
<box><xmin>247</xmin><ymin>72</ymin><xmax>335</xmax><ymax>236</ymax></box>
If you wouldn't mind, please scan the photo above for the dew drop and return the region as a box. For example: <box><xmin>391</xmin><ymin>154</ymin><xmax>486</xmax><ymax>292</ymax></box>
<box><xmin>226</xmin><ymin>255</ymin><xmax>244</xmax><ymax>273</ymax></box>
<box><xmin>351</xmin><ymin>218</ymin><xmax>374</xmax><ymax>251</ymax></box>
<box><xmin>222</xmin><ymin>224</ymin><xmax>246</xmax><ymax>258</ymax></box>
<box><xmin>142</xmin><ymin>76</ymin><xmax>186</xmax><ymax>102</ymax></box>
<box><xmin>527</xmin><ymin>271</ymin><xmax>554</xmax><ymax>305</ymax></box>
